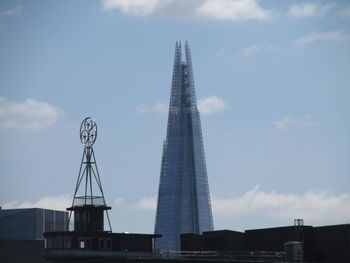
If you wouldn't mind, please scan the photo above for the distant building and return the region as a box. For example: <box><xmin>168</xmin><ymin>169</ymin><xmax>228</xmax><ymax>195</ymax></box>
<box><xmin>155</xmin><ymin>41</ymin><xmax>214</xmax><ymax>251</ymax></box>
<box><xmin>245</xmin><ymin>225</ymin><xmax>313</xmax><ymax>261</ymax></box>
<box><xmin>181</xmin><ymin>230</ymin><xmax>245</xmax><ymax>252</ymax></box>
<box><xmin>313</xmin><ymin>224</ymin><xmax>350</xmax><ymax>263</ymax></box>
<box><xmin>0</xmin><ymin>207</ymin><xmax>68</xmax><ymax>240</ymax></box>
<box><xmin>180</xmin><ymin>224</ymin><xmax>350</xmax><ymax>263</ymax></box>
<box><xmin>0</xmin><ymin>207</ymin><xmax>68</xmax><ymax>263</ymax></box>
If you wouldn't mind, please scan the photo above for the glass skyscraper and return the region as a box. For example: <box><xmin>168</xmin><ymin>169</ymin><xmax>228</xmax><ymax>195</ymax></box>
<box><xmin>154</xmin><ymin>42</ymin><xmax>214</xmax><ymax>251</ymax></box>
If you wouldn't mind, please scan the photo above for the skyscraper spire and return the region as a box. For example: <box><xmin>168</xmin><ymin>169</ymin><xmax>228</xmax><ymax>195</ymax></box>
<box><xmin>154</xmin><ymin>42</ymin><xmax>214</xmax><ymax>251</ymax></box>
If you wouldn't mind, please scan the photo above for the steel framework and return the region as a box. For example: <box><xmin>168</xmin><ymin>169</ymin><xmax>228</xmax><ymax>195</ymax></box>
<box><xmin>67</xmin><ymin>117</ymin><xmax>112</xmax><ymax>232</ymax></box>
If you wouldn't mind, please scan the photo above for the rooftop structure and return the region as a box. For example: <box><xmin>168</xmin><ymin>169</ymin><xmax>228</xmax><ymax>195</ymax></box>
<box><xmin>43</xmin><ymin>117</ymin><xmax>160</xmax><ymax>262</ymax></box>
<box><xmin>67</xmin><ymin>117</ymin><xmax>111</xmax><ymax>232</ymax></box>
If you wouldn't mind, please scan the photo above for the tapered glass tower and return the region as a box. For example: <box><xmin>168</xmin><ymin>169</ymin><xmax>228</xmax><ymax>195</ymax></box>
<box><xmin>154</xmin><ymin>42</ymin><xmax>214</xmax><ymax>251</ymax></box>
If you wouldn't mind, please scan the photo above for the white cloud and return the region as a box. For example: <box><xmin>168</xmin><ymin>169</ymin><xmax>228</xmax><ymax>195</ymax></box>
<box><xmin>2</xmin><ymin>194</ymin><xmax>71</xmax><ymax>211</ymax></box>
<box><xmin>196</xmin><ymin>0</ymin><xmax>275</xmax><ymax>21</ymax></box>
<box><xmin>212</xmin><ymin>186</ymin><xmax>350</xmax><ymax>224</ymax></box>
<box><xmin>274</xmin><ymin>114</ymin><xmax>315</xmax><ymax>129</ymax></box>
<box><xmin>242</xmin><ymin>44</ymin><xmax>274</xmax><ymax>56</ymax></box>
<box><xmin>114</xmin><ymin>198</ymin><xmax>125</xmax><ymax>207</ymax></box>
<box><xmin>198</xmin><ymin>96</ymin><xmax>230</xmax><ymax>115</ymax></box>
<box><xmin>102</xmin><ymin>0</ymin><xmax>276</xmax><ymax>21</ymax></box>
<box><xmin>294</xmin><ymin>31</ymin><xmax>350</xmax><ymax>46</ymax></box>
<box><xmin>0</xmin><ymin>6</ymin><xmax>22</xmax><ymax>17</ymax></box>
<box><xmin>102</xmin><ymin>0</ymin><xmax>164</xmax><ymax>16</ymax></box>
<box><xmin>136</xmin><ymin>102</ymin><xmax>168</xmax><ymax>114</ymax></box>
<box><xmin>340</xmin><ymin>6</ymin><xmax>350</xmax><ymax>19</ymax></box>
<box><xmin>287</xmin><ymin>3</ymin><xmax>335</xmax><ymax>18</ymax></box>
<box><xmin>112</xmin><ymin>197</ymin><xmax>157</xmax><ymax>210</ymax></box>
<box><xmin>0</xmin><ymin>97</ymin><xmax>64</xmax><ymax>130</ymax></box>
<box><xmin>115</xmin><ymin>187</ymin><xmax>350</xmax><ymax>225</ymax></box>
<box><xmin>131</xmin><ymin>197</ymin><xmax>157</xmax><ymax>210</ymax></box>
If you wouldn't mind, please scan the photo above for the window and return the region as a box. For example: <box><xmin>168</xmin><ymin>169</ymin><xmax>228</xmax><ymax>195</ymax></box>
<box><xmin>99</xmin><ymin>238</ymin><xmax>104</xmax><ymax>249</ymax></box>
<box><xmin>106</xmin><ymin>238</ymin><xmax>112</xmax><ymax>249</ymax></box>
<box><xmin>64</xmin><ymin>236</ymin><xmax>71</xmax><ymax>249</ymax></box>
<box><xmin>79</xmin><ymin>237</ymin><xmax>92</xmax><ymax>249</ymax></box>
<box><xmin>85</xmin><ymin>238</ymin><xmax>92</xmax><ymax>249</ymax></box>
<box><xmin>47</xmin><ymin>237</ymin><xmax>54</xmax><ymax>249</ymax></box>
<box><xmin>99</xmin><ymin>238</ymin><xmax>112</xmax><ymax>249</ymax></box>
<box><xmin>79</xmin><ymin>239</ymin><xmax>85</xmax><ymax>249</ymax></box>
<box><xmin>54</xmin><ymin>236</ymin><xmax>63</xmax><ymax>249</ymax></box>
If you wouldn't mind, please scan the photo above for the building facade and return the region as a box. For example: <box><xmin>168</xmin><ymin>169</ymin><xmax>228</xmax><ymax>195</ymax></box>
<box><xmin>180</xmin><ymin>224</ymin><xmax>350</xmax><ymax>263</ymax></box>
<box><xmin>154</xmin><ymin>42</ymin><xmax>214</xmax><ymax>251</ymax></box>
<box><xmin>0</xmin><ymin>208</ymin><xmax>67</xmax><ymax>240</ymax></box>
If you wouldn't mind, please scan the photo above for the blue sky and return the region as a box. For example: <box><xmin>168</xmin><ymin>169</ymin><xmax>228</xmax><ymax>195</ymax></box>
<box><xmin>1</xmin><ymin>0</ymin><xmax>349</xmax><ymax>233</ymax></box>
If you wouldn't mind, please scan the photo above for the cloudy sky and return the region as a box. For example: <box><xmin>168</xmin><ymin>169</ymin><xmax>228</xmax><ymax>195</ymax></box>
<box><xmin>1</xmin><ymin>0</ymin><xmax>349</xmax><ymax>233</ymax></box>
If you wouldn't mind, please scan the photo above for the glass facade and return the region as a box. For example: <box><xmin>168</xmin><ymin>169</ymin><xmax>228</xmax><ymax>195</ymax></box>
<box><xmin>154</xmin><ymin>42</ymin><xmax>214</xmax><ymax>251</ymax></box>
<box><xmin>0</xmin><ymin>208</ymin><xmax>68</xmax><ymax>240</ymax></box>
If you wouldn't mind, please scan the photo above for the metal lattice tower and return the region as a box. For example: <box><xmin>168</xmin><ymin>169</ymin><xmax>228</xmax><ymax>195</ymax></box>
<box><xmin>154</xmin><ymin>42</ymin><xmax>214</xmax><ymax>251</ymax></box>
<box><xmin>67</xmin><ymin>117</ymin><xmax>112</xmax><ymax>232</ymax></box>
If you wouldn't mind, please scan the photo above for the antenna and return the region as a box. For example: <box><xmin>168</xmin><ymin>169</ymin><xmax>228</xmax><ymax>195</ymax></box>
<box><xmin>67</xmin><ymin>117</ymin><xmax>112</xmax><ymax>232</ymax></box>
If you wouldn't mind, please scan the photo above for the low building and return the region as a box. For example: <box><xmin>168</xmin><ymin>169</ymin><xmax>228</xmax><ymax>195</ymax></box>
<box><xmin>0</xmin><ymin>207</ymin><xmax>68</xmax><ymax>263</ymax></box>
<box><xmin>181</xmin><ymin>233</ymin><xmax>203</xmax><ymax>251</ymax></box>
<box><xmin>0</xmin><ymin>239</ymin><xmax>44</xmax><ymax>263</ymax></box>
<box><xmin>180</xmin><ymin>224</ymin><xmax>350</xmax><ymax>263</ymax></box>
<box><xmin>313</xmin><ymin>224</ymin><xmax>350</xmax><ymax>263</ymax></box>
<box><xmin>203</xmin><ymin>230</ymin><xmax>245</xmax><ymax>251</ymax></box>
<box><xmin>0</xmin><ymin>207</ymin><xmax>68</xmax><ymax>240</ymax></box>
<box><xmin>44</xmin><ymin>231</ymin><xmax>160</xmax><ymax>262</ymax></box>
<box><xmin>245</xmin><ymin>225</ymin><xmax>314</xmax><ymax>261</ymax></box>
<box><xmin>181</xmin><ymin>230</ymin><xmax>245</xmax><ymax>252</ymax></box>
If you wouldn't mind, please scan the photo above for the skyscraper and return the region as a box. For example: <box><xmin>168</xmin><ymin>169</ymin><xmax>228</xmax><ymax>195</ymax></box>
<box><xmin>154</xmin><ymin>42</ymin><xmax>214</xmax><ymax>251</ymax></box>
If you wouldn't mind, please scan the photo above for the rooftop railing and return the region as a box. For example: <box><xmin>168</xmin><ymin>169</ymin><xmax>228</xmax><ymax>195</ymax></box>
<box><xmin>72</xmin><ymin>196</ymin><xmax>105</xmax><ymax>207</ymax></box>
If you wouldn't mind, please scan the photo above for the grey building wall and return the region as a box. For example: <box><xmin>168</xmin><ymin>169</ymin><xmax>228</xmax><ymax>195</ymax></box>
<box><xmin>0</xmin><ymin>208</ymin><xmax>68</xmax><ymax>240</ymax></box>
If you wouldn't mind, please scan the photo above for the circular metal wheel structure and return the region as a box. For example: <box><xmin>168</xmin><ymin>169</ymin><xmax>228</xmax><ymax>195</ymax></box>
<box><xmin>80</xmin><ymin>117</ymin><xmax>97</xmax><ymax>147</ymax></box>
